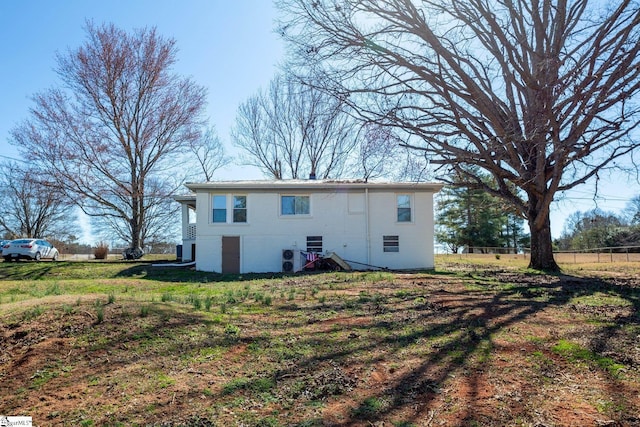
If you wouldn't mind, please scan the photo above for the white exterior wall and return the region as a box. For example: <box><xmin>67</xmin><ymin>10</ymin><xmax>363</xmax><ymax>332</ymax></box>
<box><xmin>194</xmin><ymin>191</ymin><xmax>220</xmax><ymax>272</ymax></box>
<box><xmin>189</xmin><ymin>185</ymin><xmax>438</xmax><ymax>273</ymax></box>
<box><xmin>179</xmin><ymin>202</ymin><xmax>196</xmax><ymax>261</ymax></box>
<box><xmin>367</xmin><ymin>190</ymin><xmax>435</xmax><ymax>270</ymax></box>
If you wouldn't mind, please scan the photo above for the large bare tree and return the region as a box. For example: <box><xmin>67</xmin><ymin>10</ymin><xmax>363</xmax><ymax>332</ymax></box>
<box><xmin>276</xmin><ymin>0</ymin><xmax>640</xmax><ymax>270</ymax></box>
<box><xmin>11</xmin><ymin>22</ymin><xmax>207</xmax><ymax>251</ymax></box>
<box><xmin>232</xmin><ymin>73</ymin><xmax>358</xmax><ymax>179</ymax></box>
<box><xmin>0</xmin><ymin>162</ymin><xmax>73</xmax><ymax>240</ymax></box>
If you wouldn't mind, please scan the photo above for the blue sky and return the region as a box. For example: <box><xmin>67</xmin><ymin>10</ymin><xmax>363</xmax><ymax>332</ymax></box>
<box><xmin>0</xmin><ymin>1</ymin><xmax>638</xmax><ymax>240</ymax></box>
<box><xmin>0</xmin><ymin>0</ymin><xmax>281</xmax><ymax>179</ymax></box>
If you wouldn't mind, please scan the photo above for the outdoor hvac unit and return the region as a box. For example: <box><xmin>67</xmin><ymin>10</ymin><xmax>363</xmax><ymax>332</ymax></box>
<box><xmin>282</xmin><ymin>249</ymin><xmax>301</xmax><ymax>272</ymax></box>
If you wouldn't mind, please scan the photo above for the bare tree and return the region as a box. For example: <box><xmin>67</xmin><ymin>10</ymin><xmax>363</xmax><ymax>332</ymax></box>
<box><xmin>624</xmin><ymin>195</ymin><xmax>640</xmax><ymax>226</ymax></box>
<box><xmin>0</xmin><ymin>162</ymin><xmax>73</xmax><ymax>239</ymax></box>
<box><xmin>11</xmin><ymin>22</ymin><xmax>207</xmax><ymax>251</ymax></box>
<box><xmin>354</xmin><ymin>123</ymin><xmax>404</xmax><ymax>181</ymax></box>
<box><xmin>276</xmin><ymin>0</ymin><xmax>640</xmax><ymax>270</ymax></box>
<box><xmin>232</xmin><ymin>73</ymin><xmax>358</xmax><ymax>179</ymax></box>
<box><xmin>186</xmin><ymin>126</ymin><xmax>230</xmax><ymax>181</ymax></box>
<box><xmin>90</xmin><ymin>176</ymin><xmax>179</xmax><ymax>249</ymax></box>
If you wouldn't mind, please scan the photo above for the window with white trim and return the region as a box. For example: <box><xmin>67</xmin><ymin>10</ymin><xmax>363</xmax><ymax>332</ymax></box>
<box><xmin>212</xmin><ymin>195</ymin><xmax>226</xmax><ymax>223</ymax></box>
<box><xmin>233</xmin><ymin>195</ymin><xmax>247</xmax><ymax>223</ymax></box>
<box><xmin>281</xmin><ymin>195</ymin><xmax>310</xmax><ymax>215</ymax></box>
<box><xmin>397</xmin><ymin>194</ymin><xmax>412</xmax><ymax>222</ymax></box>
<box><xmin>383</xmin><ymin>235</ymin><xmax>399</xmax><ymax>252</ymax></box>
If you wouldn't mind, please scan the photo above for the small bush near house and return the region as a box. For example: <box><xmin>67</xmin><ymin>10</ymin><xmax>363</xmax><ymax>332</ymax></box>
<box><xmin>93</xmin><ymin>242</ymin><xmax>109</xmax><ymax>260</ymax></box>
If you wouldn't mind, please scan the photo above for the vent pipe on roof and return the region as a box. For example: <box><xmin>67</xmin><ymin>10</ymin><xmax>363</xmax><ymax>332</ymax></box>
<box><xmin>309</xmin><ymin>172</ymin><xmax>316</xmax><ymax>180</ymax></box>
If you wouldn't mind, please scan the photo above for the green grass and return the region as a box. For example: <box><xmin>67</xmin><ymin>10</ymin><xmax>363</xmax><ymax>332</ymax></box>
<box><xmin>0</xmin><ymin>261</ymin><xmax>316</xmax><ymax>310</ymax></box>
<box><xmin>1</xmin><ymin>258</ymin><xmax>639</xmax><ymax>425</ymax></box>
<box><xmin>30</xmin><ymin>366</ymin><xmax>60</xmax><ymax>389</ymax></box>
<box><xmin>222</xmin><ymin>377</ymin><xmax>275</xmax><ymax>395</ymax></box>
<box><xmin>436</xmin><ymin>253</ymin><xmax>640</xmax><ymax>275</ymax></box>
<box><xmin>552</xmin><ymin>340</ymin><xmax>625</xmax><ymax>377</ymax></box>
<box><xmin>352</xmin><ymin>396</ymin><xmax>387</xmax><ymax>419</ymax></box>
<box><xmin>570</xmin><ymin>292</ymin><xmax>633</xmax><ymax>308</ymax></box>
<box><xmin>95</xmin><ymin>305</ymin><xmax>104</xmax><ymax>323</ymax></box>
<box><xmin>0</xmin><ymin>259</ymin><xmax>219</xmax><ymax>282</ymax></box>
<box><xmin>155</xmin><ymin>372</ymin><xmax>175</xmax><ymax>389</ymax></box>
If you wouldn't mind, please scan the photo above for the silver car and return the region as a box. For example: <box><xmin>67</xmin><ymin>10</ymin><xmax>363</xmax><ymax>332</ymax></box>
<box><xmin>2</xmin><ymin>239</ymin><xmax>59</xmax><ymax>262</ymax></box>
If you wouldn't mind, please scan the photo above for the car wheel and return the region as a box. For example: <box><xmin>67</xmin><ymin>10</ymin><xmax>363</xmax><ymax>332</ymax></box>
<box><xmin>34</xmin><ymin>252</ymin><xmax>41</xmax><ymax>261</ymax></box>
<box><xmin>2</xmin><ymin>256</ymin><xmax>10</xmax><ymax>262</ymax></box>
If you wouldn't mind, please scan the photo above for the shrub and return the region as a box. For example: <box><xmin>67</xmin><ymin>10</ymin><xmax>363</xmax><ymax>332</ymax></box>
<box><xmin>94</xmin><ymin>242</ymin><xmax>109</xmax><ymax>260</ymax></box>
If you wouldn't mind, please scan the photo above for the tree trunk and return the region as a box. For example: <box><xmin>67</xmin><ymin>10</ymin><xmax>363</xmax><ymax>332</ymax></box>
<box><xmin>527</xmin><ymin>209</ymin><xmax>560</xmax><ymax>271</ymax></box>
<box><xmin>130</xmin><ymin>217</ymin><xmax>141</xmax><ymax>249</ymax></box>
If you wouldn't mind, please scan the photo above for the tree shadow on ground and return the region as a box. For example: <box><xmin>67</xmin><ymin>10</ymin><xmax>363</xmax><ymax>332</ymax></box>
<box><xmin>0</xmin><ymin>260</ymin><xmax>59</xmax><ymax>280</ymax></box>
<box><xmin>102</xmin><ymin>268</ymin><xmax>636</xmax><ymax>426</ymax></box>
<box><xmin>260</xmin><ymin>271</ymin><xmax>640</xmax><ymax>426</ymax></box>
<box><xmin>113</xmin><ymin>264</ymin><xmax>333</xmax><ymax>283</ymax></box>
<box><xmin>314</xmin><ymin>272</ymin><xmax>640</xmax><ymax>426</ymax></box>
<box><xmin>121</xmin><ymin>272</ymin><xmax>640</xmax><ymax>424</ymax></box>
<box><xmin>2</xmin><ymin>268</ymin><xmax>639</xmax><ymax>426</ymax></box>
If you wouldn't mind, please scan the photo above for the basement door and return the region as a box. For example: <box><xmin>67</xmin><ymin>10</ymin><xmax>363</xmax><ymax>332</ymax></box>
<box><xmin>221</xmin><ymin>236</ymin><xmax>240</xmax><ymax>274</ymax></box>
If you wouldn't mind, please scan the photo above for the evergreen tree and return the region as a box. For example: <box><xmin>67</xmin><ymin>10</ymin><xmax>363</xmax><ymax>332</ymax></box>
<box><xmin>436</xmin><ymin>171</ymin><xmax>527</xmax><ymax>253</ymax></box>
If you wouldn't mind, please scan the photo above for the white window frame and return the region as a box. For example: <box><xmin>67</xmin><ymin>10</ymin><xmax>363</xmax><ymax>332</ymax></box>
<box><xmin>212</xmin><ymin>194</ymin><xmax>227</xmax><ymax>223</ymax></box>
<box><xmin>280</xmin><ymin>194</ymin><xmax>311</xmax><ymax>216</ymax></box>
<box><xmin>232</xmin><ymin>195</ymin><xmax>247</xmax><ymax>223</ymax></box>
<box><xmin>212</xmin><ymin>194</ymin><xmax>250</xmax><ymax>224</ymax></box>
<box><xmin>396</xmin><ymin>194</ymin><xmax>413</xmax><ymax>223</ymax></box>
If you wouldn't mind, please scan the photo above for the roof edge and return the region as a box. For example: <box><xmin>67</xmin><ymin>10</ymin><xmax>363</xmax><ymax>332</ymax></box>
<box><xmin>185</xmin><ymin>180</ymin><xmax>444</xmax><ymax>192</ymax></box>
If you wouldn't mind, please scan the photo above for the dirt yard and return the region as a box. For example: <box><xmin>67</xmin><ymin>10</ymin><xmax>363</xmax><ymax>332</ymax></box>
<box><xmin>0</xmin><ymin>262</ymin><xmax>639</xmax><ymax>426</ymax></box>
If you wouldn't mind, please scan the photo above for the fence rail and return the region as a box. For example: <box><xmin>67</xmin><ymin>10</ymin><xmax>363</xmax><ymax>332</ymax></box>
<box><xmin>553</xmin><ymin>246</ymin><xmax>640</xmax><ymax>263</ymax></box>
<box><xmin>441</xmin><ymin>246</ymin><xmax>640</xmax><ymax>263</ymax></box>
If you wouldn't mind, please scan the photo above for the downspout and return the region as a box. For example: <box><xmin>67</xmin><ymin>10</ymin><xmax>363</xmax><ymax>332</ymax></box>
<box><xmin>365</xmin><ymin>188</ymin><xmax>371</xmax><ymax>265</ymax></box>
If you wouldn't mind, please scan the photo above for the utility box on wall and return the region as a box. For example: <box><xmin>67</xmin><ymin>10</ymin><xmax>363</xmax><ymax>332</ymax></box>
<box><xmin>282</xmin><ymin>249</ymin><xmax>302</xmax><ymax>272</ymax></box>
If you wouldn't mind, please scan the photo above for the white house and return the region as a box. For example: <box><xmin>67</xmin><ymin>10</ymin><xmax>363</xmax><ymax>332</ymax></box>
<box><xmin>175</xmin><ymin>180</ymin><xmax>443</xmax><ymax>273</ymax></box>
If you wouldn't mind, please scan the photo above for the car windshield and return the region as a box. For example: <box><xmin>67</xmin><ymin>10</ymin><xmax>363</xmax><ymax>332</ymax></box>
<box><xmin>12</xmin><ymin>239</ymin><xmax>32</xmax><ymax>244</ymax></box>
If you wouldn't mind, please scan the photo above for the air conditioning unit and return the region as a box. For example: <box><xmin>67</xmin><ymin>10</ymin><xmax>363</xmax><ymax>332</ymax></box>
<box><xmin>282</xmin><ymin>249</ymin><xmax>302</xmax><ymax>272</ymax></box>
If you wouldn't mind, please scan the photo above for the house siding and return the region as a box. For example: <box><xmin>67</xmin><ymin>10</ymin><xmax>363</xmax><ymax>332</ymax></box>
<box><xmin>181</xmin><ymin>181</ymin><xmax>441</xmax><ymax>273</ymax></box>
